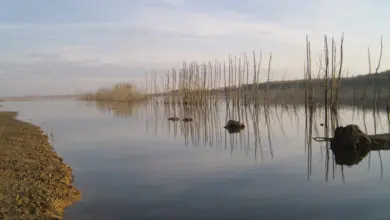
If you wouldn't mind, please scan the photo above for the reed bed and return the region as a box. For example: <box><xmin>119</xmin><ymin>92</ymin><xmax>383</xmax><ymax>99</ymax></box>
<box><xmin>145</xmin><ymin>52</ymin><xmax>274</xmax><ymax>107</ymax></box>
<box><xmin>80</xmin><ymin>83</ymin><xmax>148</xmax><ymax>102</ymax></box>
<box><xmin>144</xmin><ymin>38</ymin><xmax>388</xmax><ymax>115</ymax></box>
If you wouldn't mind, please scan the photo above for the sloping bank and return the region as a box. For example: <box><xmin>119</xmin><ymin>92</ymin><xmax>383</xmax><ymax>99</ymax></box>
<box><xmin>0</xmin><ymin>111</ymin><xmax>81</xmax><ymax>219</ymax></box>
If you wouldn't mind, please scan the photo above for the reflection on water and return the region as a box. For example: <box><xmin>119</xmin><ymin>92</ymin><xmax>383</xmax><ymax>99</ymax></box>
<box><xmin>97</xmin><ymin>101</ymin><xmax>294</xmax><ymax>162</ymax></box>
<box><xmin>91</xmin><ymin>101</ymin><xmax>146</xmax><ymax>118</ymax></box>
<box><xmin>331</xmin><ymin>146</ymin><xmax>371</xmax><ymax>166</ymax></box>
<box><xmin>91</xmin><ymin>100</ymin><xmax>390</xmax><ymax>183</ymax></box>
<box><xmin>3</xmin><ymin>100</ymin><xmax>390</xmax><ymax>220</ymax></box>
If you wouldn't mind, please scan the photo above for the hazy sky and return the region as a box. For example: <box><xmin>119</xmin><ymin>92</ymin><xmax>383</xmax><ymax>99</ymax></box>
<box><xmin>0</xmin><ymin>0</ymin><xmax>389</xmax><ymax>96</ymax></box>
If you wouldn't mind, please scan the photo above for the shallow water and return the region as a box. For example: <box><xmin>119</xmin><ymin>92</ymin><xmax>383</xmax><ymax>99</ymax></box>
<box><xmin>2</xmin><ymin>99</ymin><xmax>390</xmax><ymax>220</ymax></box>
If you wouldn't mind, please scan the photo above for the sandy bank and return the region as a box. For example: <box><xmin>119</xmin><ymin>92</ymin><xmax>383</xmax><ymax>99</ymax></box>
<box><xmin>0</xmin><ymin>111</ymin><xmax>80</xmax><ymax>219</ymax></box>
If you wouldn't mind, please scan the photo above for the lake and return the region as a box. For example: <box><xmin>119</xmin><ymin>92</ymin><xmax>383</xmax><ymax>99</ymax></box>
<box><xmin>2</xmin><ymin>99</ymin><xmax>390</xmax><ymax>220</ymax></box>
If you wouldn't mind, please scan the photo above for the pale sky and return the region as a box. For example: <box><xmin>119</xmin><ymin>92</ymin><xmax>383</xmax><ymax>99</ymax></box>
<box><xmin>0</xmin><ymin>0</ymin><xmax>389</xmax><ymax>96</ymax></box>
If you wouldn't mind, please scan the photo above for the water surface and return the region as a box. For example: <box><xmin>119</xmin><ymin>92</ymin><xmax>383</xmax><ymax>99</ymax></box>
<box><xmin>2</xmin><ymin>100</ymin><xmax>390</xmax><ymax>220</ymax></box>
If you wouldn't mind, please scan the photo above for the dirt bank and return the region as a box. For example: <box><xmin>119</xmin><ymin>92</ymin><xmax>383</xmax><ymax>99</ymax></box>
<box><xmin>0</xmin><ymin>111</ymin><xmax>81</xmax><ymax>219</ymax></box>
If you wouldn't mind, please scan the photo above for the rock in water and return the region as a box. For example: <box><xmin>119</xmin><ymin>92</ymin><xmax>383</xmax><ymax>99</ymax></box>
<box><xmin>182</xmin><ymin>118</ymin><xmax>193</xmax><ymax>122</ymax></box>
<box><xmin>168</xmin><ymin>117</ymin><xmax>180</xmax><ymax>121</ymax></box>
<box><xmin>331</xmin><ymin>124</ymin><xmax>371</xmax><ymax>150</ymax></box>
<box><xmin>224</xmin><ymin>120</ymin><xmax>245</xmax><ymax>131</ymax></box>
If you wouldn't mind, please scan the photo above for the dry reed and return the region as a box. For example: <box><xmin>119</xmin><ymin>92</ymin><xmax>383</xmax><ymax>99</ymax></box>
<box><xmin>81</xmin><ymin>83</ymin><xmax>148</xmax><ymax>102</ymax></box>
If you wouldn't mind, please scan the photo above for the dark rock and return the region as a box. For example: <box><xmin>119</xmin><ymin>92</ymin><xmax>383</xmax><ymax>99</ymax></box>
<box><xmin>168</xmin><ymin>117</ymin><xmax>180</xmax><ymax>121</ymax></box>
<box><xmin>224</xmin><ymin>120</ymin><xmax>245</xmax><ymax>131</ymax></box>
<box><xmin>182</xmin><ymin>118</ymin><xmax>193</xmax><ymax>122</ymax></box>
<box><xmin>330</xmin><ymin>124</ymin><xmax>371</xmax><ymax>150</ymax></box>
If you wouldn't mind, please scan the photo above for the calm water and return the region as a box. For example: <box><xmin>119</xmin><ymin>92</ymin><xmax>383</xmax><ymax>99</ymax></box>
<box><xmin>2</xmin><ymin>99</ymin><xmax>390</xmax><ymax>220</ymax></box>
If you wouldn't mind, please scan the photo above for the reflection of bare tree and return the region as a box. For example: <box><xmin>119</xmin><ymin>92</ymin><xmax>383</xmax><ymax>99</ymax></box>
<box><xmin>143</xmin><ymin>102</ymin><xmax>283</xmax><ymax>161</ymax></box>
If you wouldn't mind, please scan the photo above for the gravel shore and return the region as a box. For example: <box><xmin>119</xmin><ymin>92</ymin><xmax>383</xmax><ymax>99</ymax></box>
<box><xmin>0</xmin><ymin>111</ymin><xmax>80</xmax><ymax>219</ymax></box>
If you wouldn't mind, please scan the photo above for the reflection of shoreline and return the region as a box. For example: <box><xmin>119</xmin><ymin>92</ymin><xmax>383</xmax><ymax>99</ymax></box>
<box><xmin>85</xmin><ymin>101</ymin><xmax>146</xmax><ymax>117</ymax></box>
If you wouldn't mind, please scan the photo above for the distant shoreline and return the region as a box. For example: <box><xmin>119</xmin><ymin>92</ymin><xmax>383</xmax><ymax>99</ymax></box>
<box><xmin>0</xmin><ymin>94</ymin><xmax>81</xmax><ymax>101</ymax></box>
